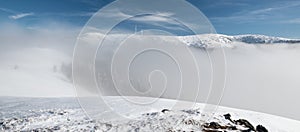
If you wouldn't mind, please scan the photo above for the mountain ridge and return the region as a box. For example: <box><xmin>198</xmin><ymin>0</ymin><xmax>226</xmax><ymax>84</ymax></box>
<box><xmin>178</xmin><ymin>34</ymin><xmax>300</xmax><ymax>48</ymax></box>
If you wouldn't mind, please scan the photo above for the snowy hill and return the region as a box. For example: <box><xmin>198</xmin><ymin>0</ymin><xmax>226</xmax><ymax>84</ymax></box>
<box><xmin>178</xmin><ymin>34</ymin><xmax>300</xmax><ymax>48</ymax></box>
<box><xmin>1</xmin><ymin>97</ymin><xmax>300</xmax><ymax>131</ymax></box>
<box><xmin>233</xmin><ymin>34</ymin><xmax>300</xmax><ymax>44</ymax></box>
<box><xmin>0</xmin><ymin>48</ymin><xmax>74</xmax><ymax>97</ymax></box>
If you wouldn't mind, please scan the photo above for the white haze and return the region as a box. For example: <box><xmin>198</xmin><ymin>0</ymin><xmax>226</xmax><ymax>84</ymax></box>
<box><xmin>0</xmin><ymin>23</ymin><xmax>300</xmax><ymax>120</ymax></box>
<box><xmin>0</xmin><ymin>23</ymin><xmax>77</xmax><ymax>97</ymax></box>
<box><xmin>220</xmin><ymin>44</ymin><xmax>300</xmax><ymax>121</ymax></box>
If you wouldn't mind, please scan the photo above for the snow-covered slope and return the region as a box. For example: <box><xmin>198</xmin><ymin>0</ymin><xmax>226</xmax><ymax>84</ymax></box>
<box><xmin>233</xmin><ymin>34</ymin><xmax>300</xmax><ymax>44</ymax></box>
<box><xmin>178</xmin><ymin>34</ymin><xmax>300</xmax><ymax>48</ymax></box>
<box><xmin>0</xmin><ymin>48</ymin><xmax>74</xmax><ymax>97</ymax></box>
<box><xmin>1</xmin><ymin>97</ymin><xmax>300</xmax><ymax>131</ymax></box>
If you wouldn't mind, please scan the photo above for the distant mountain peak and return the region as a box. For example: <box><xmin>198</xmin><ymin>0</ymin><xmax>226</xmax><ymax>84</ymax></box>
<box><xmin>178</xmin><ymin>34</ymin><xmax>300</xmax><ymax>48</ymax></box>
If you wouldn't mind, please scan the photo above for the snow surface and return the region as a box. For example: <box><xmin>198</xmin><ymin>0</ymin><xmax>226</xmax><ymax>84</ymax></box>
<box><xmin>178</xmin><ymin>34</ymin><xmax>300</xmax><ymax>48</ymax></box>
<box><xmin>1</xmin><ymin>96</ymin><xmax>300</xmax><ymax>131</ymax></box>
<box><xmin>0</xmin><ymin>48</ymin><xmax>74</xmax><ymax>97</ymax></box>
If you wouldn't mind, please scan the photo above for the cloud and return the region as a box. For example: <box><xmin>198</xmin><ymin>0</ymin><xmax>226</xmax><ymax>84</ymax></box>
<box><xmin>281</xmin><ymin>18</ymin><xmax>300</xmax><ymax>24</ymax></box>
<box><xmin>249</xmin><ymin>8</ymin><xmax>274</xmax><ymax>15</ymax></box>
<box><xmin>205</xmin><ymin>1</ymin><xmax>249</xmax><ymax>9</ymax></box>
<box><xmin>210</xmin><ymin>7</ymin><xmax>273</xmax><ymax>23</ymax></box>
<box><xmin>0</xmin><ymin>7</ymin><xmax>35</xmax><ymax>20</ymax></box>
<box><xmin>0</xmin><ymin>7</ymin><xmax>17</xmax><ymax>14</ymax></box>
<box><xmin>210</xmin><ymin>15</ymin><xmax>266</xmax><ymax>24</ymax></box>
<box><xmin>96</xmin><ymin>8</ymin><xmax>132</xmax><ymax>19</ymax></box>
<box><xmin>96</xmin><ymin>8</ymin><xmax>176</xmax><ymax>24</ymax></box>
<box><xmin>210</xmin><ymin>1</ymin><xmax>300</xmax><ymax>24</ymax></box>
<box><xmin>130</xmin><ymin>14</ymin><xmax>194</xmax><ymax>32</ymax></box>
<box><xmin>0</xmin><ymin>23</ymin><xmax>80</xmax><ymax>97</ymax></box>
<box><xmin>130</xmin><ymin>13</ymin><xmax>174</xmax><ymax>23</ymax></box>
<box><xmin>9</xmin><ymin>12</ymin><xmax>34</xmax><ymax>20</ymax></box>
<box><xmin>40</xmin><ymin>12</ymin><xmax>94</xmax><ymax>17</ymax></box>
<box><xmin>249</xmin><ymin>1</ymin><xmax>300</xmax><ymax>15</ymax></box>
<box><xmin>2</xmin><ymin>7</ymin><xmax>93</xmax><ymax>21</ymax></box>
<box><xmin>87</xmin><ymin>9</ymin><xmax>194</xmax><ymax>33</ymax></box>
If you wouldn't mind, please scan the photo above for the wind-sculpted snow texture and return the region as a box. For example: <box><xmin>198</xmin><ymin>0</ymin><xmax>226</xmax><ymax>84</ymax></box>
<box><xmin>1</xmin><ymin>97</ymin><xmax>299</xmax><ymax>131</ymax></box>
<box><xmin>179</xmin><ymin>34</ymin><xmax>300</xmax><ymax>48</ymax></box>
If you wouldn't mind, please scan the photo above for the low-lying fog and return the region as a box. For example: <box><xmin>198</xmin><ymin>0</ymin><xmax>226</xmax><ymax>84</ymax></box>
<box><xmin>221</xmin><ymin>44</ymin><xmax>300</xmax><ymax>121</ymax></box>
<box><xmin>1</xmin><ymin>26</ymin><xmax>300</xmax><ymax>120</ymax></box>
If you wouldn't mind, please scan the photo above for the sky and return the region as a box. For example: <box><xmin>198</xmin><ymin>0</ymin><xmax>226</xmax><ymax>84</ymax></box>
<box><xmin>0</xmin><ymin>0</ymin><xmax>300</xmax><ymax>38</ymax></box>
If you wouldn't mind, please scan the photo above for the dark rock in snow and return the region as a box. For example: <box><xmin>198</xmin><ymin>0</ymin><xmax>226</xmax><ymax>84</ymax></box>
<box><xmin>227</xmin><ymin>125</ymin><xmax>238</xmax><ymax>130</ymax></box>
<box><xmin>161</xmin><ymin>109</ymin><xmax>170</xmax><ymax>113</ymax></box>
<box><xmin>202</xmin><ymin>128</ymin><xmax>223</xmax><ymax>132</ymax></box>
<box><xmin>224</xmin><ymin>113</ymin><xmax>234</xmax><ymax>123</ymax></box>
<box><xmin>234</xmin><ymin>119</ymin><xmax>255</xmax><ymax>131</ymax></box>
<box><xmin>53</xmin><ymin>125</ymin><xmax>60</xmax><ymax>130</ymax></box>
<box><xmin>256</xmin><ymin>125</ymin><xmax>268</xmax><ymax>132</ymax></box>
<box><xmin>203</xmin><ymin>122</ymin><xmax>223</xmax><ymax>129</ymax></box>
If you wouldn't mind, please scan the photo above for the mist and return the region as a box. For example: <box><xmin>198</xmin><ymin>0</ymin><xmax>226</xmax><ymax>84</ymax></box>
<box><xmin>1</xmin><ymin>23</ymin><xmax>300</xmax><ymax>120</ymax></box>
<box><xmin>221</xmin><ymin>44</ymin><xmax>300</xmax><ymax>120</ymax></box>
<box><xmin>0</xmin><ymin>23</ymin><xmax>77</xmax><ymax>97</ymax></box>
<box><xmin>73</xmin><ymin>32</ymin><xmax>300</xmax><ymax>120</ymax></box>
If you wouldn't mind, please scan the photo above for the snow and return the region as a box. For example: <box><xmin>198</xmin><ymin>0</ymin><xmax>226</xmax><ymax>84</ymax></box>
<box><xmin>233</xmin><ymin>34</ymin><xmax>300</xmax><ymax>44</ymax></box>
<box><xmin>178</xmin><ymin>34</ymin><xmax>300</xmax><ymax>48</ymax></box>
<box><xmin>1</xmin><ymin>96</ymin><xmax>300</xmax><ymax>131</ymax></box>
<box><xmin>0</xmin><ymin>48</ymin><xmax>74</xmax><ymax>97</ymax></box>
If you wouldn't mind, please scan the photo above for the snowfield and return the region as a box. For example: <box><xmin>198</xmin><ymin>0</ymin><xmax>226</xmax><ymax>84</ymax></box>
<box><xmin>1</xmin><ymin>97</ymin><xmax>300</xmax><ymax>132</ymax></box>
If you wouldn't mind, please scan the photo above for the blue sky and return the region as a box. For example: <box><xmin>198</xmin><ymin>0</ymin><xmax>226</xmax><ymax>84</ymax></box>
<box><xmin>0</xmin><ymin>0</ymin><xmax>300</xmax><ymax>38</ymax></box>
